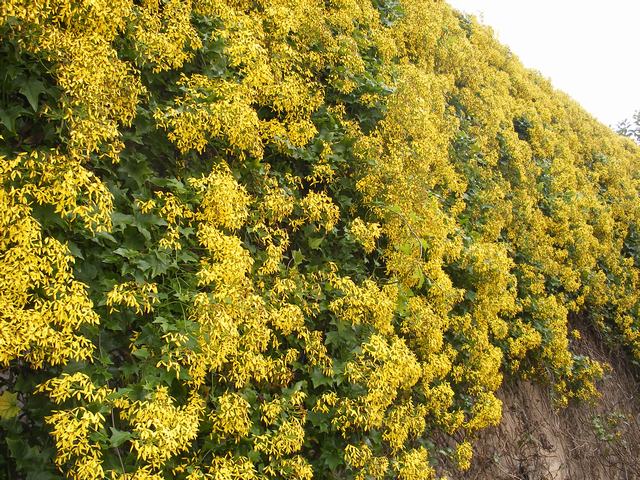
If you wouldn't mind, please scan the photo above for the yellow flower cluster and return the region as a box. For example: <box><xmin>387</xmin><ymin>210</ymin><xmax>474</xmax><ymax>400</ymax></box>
<box><xmin>37</xmin><ymin>373</ymin><xmax>113</xmax><ymax>405</ymax></box>
<box><xmin>15</xmin><ymin>151</ymin><xmax>114</xmax><ymax>232</ymax></box>
<box><xmin>119</xmin><ymin>387</ymin><xmax>205</xmax><ymax>468</ymax></box>
<box><xmin>190</xmin><ymin>165</ymin><xmax>251</xmax><ymax>230</ymax></box>
<box><xmin>349</xmin><ymin>218</ymin><xmax>382</xmax><ymax>253</ymax></box>
<box><xmin>329</xmin><ymin>276</ymin><xmax>397</xmax><ymax>335</ymax></box>
<box><xmin>0</xmin><ymin>160</ymin><xmax>98</xmax><ymax>368</ymax></box>
<box><xmin>110</xmin><ymin>466</ymin><xmax>164</xmax><ymax>480</ymax></box>
<box><xmin>196</xmin><ymin>226</ymin><xmax>253</xmax><ymax>293</ymax></box>
<box><xmin>298</xmin><ymin>191</ymin><xmax>340</xmax><ymax>232</ymax></box>
<box><xmin>339</xmin><ymin>334</ymin><xmax>422</xmax><ymax>432</ymax></box>
<box><xmin>382</xmin><ymin>400</ymin><xmax>428</xmax><ymax>452</ymax></box>
<box><xmin>45</xmin><ymin>408</ymin><xmax>106</xmax><ymax>480</ymax></box>
<box><xmin>202</xmin><ymin>455</ymin><xmax>257</xmax><ymax>480</ymax></box>
<box><xmin>453</xmin><ymin>441</ymin><xmax>473</xmax><ymax>472</ymax></box>
<box><xmin>130</xmin><ymin>0</ymin><xmax>202</xmax><ymax>72</ymax></box>
<box><xmin>344</xmin><ymin>444</ymin><xmax>389</xmax><ymax>480</ymax></box>
<box><xmin>155</xmin><ymin>76</ymin><xmax>264</xmax><ymax>157</ymax></box>
<box><xmin>38</xmin><ymin>374</ymin><xmax>114</xmax><ymax>480</ymax></box>
<box><xmin>395</xmin><ymin>447</ymin><xmax>434</xmax><ymax>480</ymax></box>
<box><xmin>1</xmin><ymin>0</ymin><xmax>143</xmax><ymax>160</ymax></box>
<box><xmin>210</xmin><ymin>392</ymin><xmax>252</xmax><ymax>440</ymax></box>
<box><xmin>106</xmin><ymin>281</ymin><xmax>159</xmax><ymax>315</ymax></box>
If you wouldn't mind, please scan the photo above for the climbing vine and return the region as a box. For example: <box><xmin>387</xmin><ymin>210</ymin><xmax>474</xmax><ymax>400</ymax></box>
<box><xmin>1</xmin><ymin>1</ymin><xmax>639</xmax><ymax>479</ymax></box>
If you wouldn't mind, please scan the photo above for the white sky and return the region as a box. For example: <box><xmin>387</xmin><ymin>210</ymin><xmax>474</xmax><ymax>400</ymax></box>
<box><xmin>446</xmin><ymin>0</ymin><xmax>640</xmax><ymax>127</ymax></box>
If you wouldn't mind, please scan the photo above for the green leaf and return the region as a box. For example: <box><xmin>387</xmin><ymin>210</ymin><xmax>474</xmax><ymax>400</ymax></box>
<box><xmin>6</xmin><ymin>437</ymin><xmax>57</xmax><ymax>479</ymax></box>
<box><xmin>292</xmin><ymin>249</ymin><xmax>305</xmax><ymax>266</ymax></box>
<box><xmin>136</xmin><ymin>225</ymin><xmax>152</xmax><ymax>241</ymax></box>
<box><xmin>308</xmin><ymin>236</ymin><xmax>324</xmax><ymax>250</ymax></box>
<box><xmin>19</xmin><ymin>79</ymin><xmax>46</xmax><ymax>112</ymax></box>
<box><xmin>320</xmin><ymin>448</ymin><xmax>343</xmax><ymax>470</ymax></box>
<box><xmin>113</xmin><ymin>247</ymin><xmax>137</xmax><ymax>259</ymax></box>
<box><xmin>109</xmin><ymin>427</ymin><xmax>132</xmax><ymax>448</ymax></box>
<box><xmin>26</xmin><ymin>471</ymin><xmax>58</xmax><ymax>480</ymax></box>
<box><xmin>0</xmin><ymin>391</ymin><xmax>20</xmax><ymax>420</ymax></box>
<box><xmin>111</xmin><ymin>212</ymin><xmax>135</xmax><ymax>228</ymax></box>
<box><xmin>89</xmin><ymin>430</ymin><xmax>109</xmax><ymax>444</ymax></box>
<box><xmin>0</xmin><ymin>105</ymin><xmax>29</xmax><ymax>133</ymax></box>
<box><xmin>77</xmin><ymin>261</ymin><xmax>98</xmax><ymax>281</ymax></box>
<box><xmin>132</xmin><ymin>347</ymin><xmax>149</xmax><ymax>359</ymax></box>
<box><xmin>66</xmin><ymin>241</ymin><xmax>84</xmax><ymax>259</ymax></box>
<box><xmin>95</xmin><ymin>231</ymin><xmax>118</xmax><ymax>244</ymax></box>
<box><xmin>310</xmin><ymin>368</ymin><xmax>332</xmax><ymax>388</ymax></box>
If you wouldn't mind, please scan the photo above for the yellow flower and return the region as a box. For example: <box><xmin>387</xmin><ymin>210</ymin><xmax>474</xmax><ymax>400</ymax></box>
<box><xmin>454</xmin><ymin>441</ymin><xmax>473</xmax><ymax>471</ymax></box>
<box><xmin>349</xmin><ymin>218</ymin><xmax>382</xmax><ymax>253</ymax></box>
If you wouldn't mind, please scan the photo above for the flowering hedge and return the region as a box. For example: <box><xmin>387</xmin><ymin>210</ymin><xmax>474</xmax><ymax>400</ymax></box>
<box><xmin>1</xmin><ymin>1</ymin><xmax>639</xmax><ymax>479</ymax></box>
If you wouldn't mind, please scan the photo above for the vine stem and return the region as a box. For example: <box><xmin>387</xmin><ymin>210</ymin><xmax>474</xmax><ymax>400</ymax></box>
<box><xmin>111</xmin><ymin>409</ymin><xmax>126</xmax><ymax>474</ymax></box>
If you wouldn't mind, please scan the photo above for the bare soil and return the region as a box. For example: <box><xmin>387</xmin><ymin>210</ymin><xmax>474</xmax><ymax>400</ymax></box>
<box><xmin>456</xmin><ymin>323</ymin><xmax>640</xmax><ymax>479</ymax></box>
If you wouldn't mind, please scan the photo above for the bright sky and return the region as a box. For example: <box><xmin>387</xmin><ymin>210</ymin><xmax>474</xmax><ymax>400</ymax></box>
<box><xmin>446</xmin><ymin>0</ymin><xmax>640</xmax><ymax>127</ymax></box>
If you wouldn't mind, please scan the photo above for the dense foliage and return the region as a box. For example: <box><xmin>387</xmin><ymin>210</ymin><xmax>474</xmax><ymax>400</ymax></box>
<box><xmin>1</xmin><ymin>0</ymin><xmax>640</xmax><ymax>478</ymax></box>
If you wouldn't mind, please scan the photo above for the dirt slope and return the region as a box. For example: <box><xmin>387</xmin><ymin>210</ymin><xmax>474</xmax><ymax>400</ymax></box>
<box><xmin>458</xmin><ymin>325</ymin><xmax>640</xmax><ymax>479</ymax></box>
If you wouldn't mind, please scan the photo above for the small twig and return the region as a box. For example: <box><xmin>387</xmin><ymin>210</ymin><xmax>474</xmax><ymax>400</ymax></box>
<box><xmin>493</xmin><ymin>461</ymin><xmax>525</xmax><ymax>480</ymax></box>
<box><xmin>111</xmin><ymin>410</ymin><xmax>126</xmax><ymax>474</ymax></box>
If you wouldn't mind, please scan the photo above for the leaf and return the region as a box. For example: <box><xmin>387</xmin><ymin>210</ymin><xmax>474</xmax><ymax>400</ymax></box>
<box><xmin>113</xmin><ymin>247</ymin><xmax>137</xmax><ymax>259</ymax></box>
<box><xmin>0</xmin><ymin>391</ymin><xmax>20</xmax><ymax>420</ymax></box>
<box><xmin>118</xmin><ymin>153</ymin><xmax>154</xmax><ymax>188</ymax></box>
<box><xmin>19</xmin><ymin>79</ymin><xmax>46</xmax><ymax>112</ymax></box>
<box><xmin>132</xmin><ymin>347</ymin><xmax>149</xmax><ymax>359</ymax></box>
<box><xmin>308</xmin><ymin>236</ymin><xmax>324</xmax><ymax>250</ymax></box>
<box><xmin>134</xmin><ymin>258</ymin><xmax>151</xmax><ymax>272</ymax></box>
<box><xmin>310</xmin><ymin>368</ymin><xmax>332</xmax><ymax>388</ymax></box>
<box><xmin>26</xmin><ymin>471</ymin><xmax>58</xmax><ymax>480</ymax></box>
<box><xmin>6</xmin><ymin>437</ymin><xmax>57</xmax><ymax>479</ymax></box>
<box><xmin>89</xmin><ymin>430</ymin><xmax>109</xmax><ymax>444</ymax></box>
<box><xmin>321</xmin><ymin>448</ymin><xmax>343</xmax><ymax>470</ymax></box>
<box><xmin>109</xmin><ymin>427</ymin><xmax>132</xmax><ymax>448</ymax></box>
<box><xmin>292</xmin><ymin>249</ymin><xmax>305</xmax><ymax>266</ymax></box>
<box><xmin>95</xmin><ymin>231</ymin><xmax>118</xmax><ymax>244</ymax></box>
<box><xmin>111</xmin><ymin>212</ymin><xmax>135</xmax><ymax>228</ymax></box>
<box><xmin>66</xmin><ymin>241</ymin><xmax>84</xmax><ymax>259</ymax></box>
<box><xmin>0</xmin><ymin>105</ymin><xmax>29</xmax><ymax>133</ymax></box>
<box><xmin>77</xmin><ymin>261</ymin><xmax>98</xmax><ymax>281</ymax></box>
<box><xmin>136</xmin><ymin>225</ymin><xmax>151</xmax><ymax>241</ymax></box>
